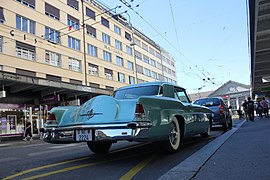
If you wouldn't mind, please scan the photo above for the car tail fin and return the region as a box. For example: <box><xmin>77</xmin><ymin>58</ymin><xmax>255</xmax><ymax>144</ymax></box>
<box><xmin>135</xmin><ymin>103</ymin><xmax>145</xmax><ymax>118</ymax></box>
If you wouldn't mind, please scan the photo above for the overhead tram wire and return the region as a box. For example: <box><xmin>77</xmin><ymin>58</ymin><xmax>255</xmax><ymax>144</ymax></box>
<box><xmin>118</xmin><ymin>0</ymin><xmax>221</xmax><ymax>86</ymax></box>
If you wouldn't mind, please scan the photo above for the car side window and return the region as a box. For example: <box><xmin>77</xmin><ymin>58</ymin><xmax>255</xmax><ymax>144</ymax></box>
<box><xmin>174</xmin><ymin>87</ymin><xmax>190</xmax><ymax>103</ymax></box>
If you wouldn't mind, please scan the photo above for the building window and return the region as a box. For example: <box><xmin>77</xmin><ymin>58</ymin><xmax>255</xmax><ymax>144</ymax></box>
<box><xmin>149</xmin><ymin>47</ymin><xmax>155</xmax><ymax>55</ymax></box>
<box><xmin>134</xmin><ymin>50</ymin><xmax>142</xmax><ymax>60</ymax></box>
<box><xmin>144</xmin><ymin>68</ymin><xmax>150</xmax><ymax>77</ymax></box>
<box><xmin>106</xmin><ymin>86</ymin><xmax>114</xmax><ymax>91</ymax></box>
<box><xmin>142</xmin><ymin>42</ymin><xmax>148</xmax><ymax>51</ymax></box>
<box><xmin>70</xmin><ymin>79</ymin><xmax>82</xmax><ymax>85</ymax></box>
<box><xmin>67</xmin><ymin>0</ymin><xmax>78</xmax><ymax>10</ymax></box>
<box><xmin>129</xmin><ymin>76</ymin><xmax>135</xmax><ymax>84</ymax></box>
<box><xmin>46</xmin><ymin>74</ymin><xmax>61</xmax><ymax>82</ymax></box>
<box><xmin>45</xmin><ymin>51</ymin><xmax>61</xmax><ymax>67</ymax></box>
<box><xmin>125</xmin><ymin>32</ymin><xmax>131</xmax><ymax>41</ymax></box>
<box><xmin>138</xmin><ymin>79</ymin><xmax>144</xmax><ymax>84</ymax></box>
<box><xmin>0</xmin><ymin>7</ymin><xmax>4</xmax><ymax>23</ymax></box>
<box><xmin>171</xmin><ymin>61</ymin><xmax>175</xmax><ymax>67</ymax></box>
<box><xmin>116</xmin><ymin>56</ymin><xmax>124</xmax><ymax>66</ymax></box>
<box><xmin>45</xmin><ymin>27</ymin><xmax>60</xmax><ymax>44</ymax></box>
<box><xmin>16</xmin><ymin>41</ymin><xmax>36</xmax><ymax>60</ymax></box>
<box><xmin>67</xmin><ymin>14</ymin><xmax>79</xmax><ymax>30</ymax></box>
<box><xmin>45</xmin><ymin>3</ymin><xmax>60</xmax><ymax>20</ymax></box>
<box><xmin>102</xmin><ymin>33</ymin><xmax>111</xmax><ymax>45</ymax></box>
<box><xmin>136</xmin><ymin>65</ymin><xmax>143</xmax><ymax>74</ymax></box>
<box><xmin>115</xmin><ymin>40</ymin><xmax>122</xmax><ymax>51</ymax></box>
<box><xmin>158</xmin><ymin>74</ymin><xmax>163</xmax><ymax>81</ymax></box>
<box><xmin>68</xmin><ymin>57</ymin><xmax>81</xmax><ymax>72</ymax></box>
<box><xmin>118</xmin><ymin>73</ymin><xmax>125</xmax><ymax>83</ymax></box>
<box><xmin>114</xmin><ymin>25</ymin><xmax>121</xmax><ymax>35</ymax></box>
<box><xmin>88</xmin><ymin>44</ymin><xmax>97</xmax><ymax>57</ymax></box>
<box><xmin>101</xmin><ymin>17</ymin><xmax>109</xmax><ymax>28</ymax></box>
<box><xmin>0</xmin><ymin>36</ymin><xmax>2</xmax><ymax>53</ymax></box>
<box><xmin>16</xmin><ymin>15</ymin><xmax>35</xmax><ymax>34</ymax></box>
<box><xmin>86</xmin><ymin>25</ymin><xmax>96</xmax><ymax>38</ymax></box>
<box><xmin>17</xmin><ymin>0</ymin><xmax>35</xmax><ymax>9</ymax></box>
<box><xmin>103</xmin><ymin>50</ymin><xmax>112</xmax><ymax>62</ymax></box>
<box><xmin>105</xmin><ymin>68</ymin><xmax>113</xmax><ymax>80</ymax></box>
<box><xmin>151</xmin><ymin>71</ymin><xmax>157</xmax><ymax>79</ymax></box>
<box><xmin>68</xmin><ymin>36</ymin><xmax>80</xmax><ymax>51</ymax></box>
<box><xmin>88</xmin><ymin>63</ymin><xmax>99</xmax><ymax>76</ymax></box>
<box><xmin>86</xmin><ymin>7</ymin><xmax>95</xmax><ymax>20</ymax></box>
<box><xmin>156</xmin><ymin>62</ymin><xmax>162</xmax><ymax>70</ymax></box>
<box><xmin>150</xmin><ymin>59</ymin><xmax>156</xmax><ymax>67</ymax></box>
<box><xmin>156</xmin><ymin>52</ymin><xmax>161</xmax><ymax>59</ymax></box>
<box><xmin>143</xmin><ymin>55</ymin><xmax>149</xmax><ymax>63</ymax></box>
<box><xmin>126</xmin><ymin>45</ymin><xmax>133</xmax><ymax>55</ymax></box>
<box><xmin>89</xmin><ymin>83</ymin><xmax>100</xmax><ymax>88</ymax></box>
<box><xmin>127</xmin><ymin>61</ymin><xmax>134</xmax><ymax>70</ymax></box>
<box><xmin>134</xmin><ymin>38</ymin><xmax>141</xmax><ymax>47</ymax></box>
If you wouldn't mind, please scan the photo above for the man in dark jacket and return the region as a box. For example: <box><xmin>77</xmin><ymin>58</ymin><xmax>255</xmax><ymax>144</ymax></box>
<box><xmin>247</xmin><ymin>97</ymin><xmax>255</xmax><ymax>122</ymax></box>
<box><xmin>23</xmin><ymin>121</ymin><xmax>33</xmax><ymax>141</ymax></box>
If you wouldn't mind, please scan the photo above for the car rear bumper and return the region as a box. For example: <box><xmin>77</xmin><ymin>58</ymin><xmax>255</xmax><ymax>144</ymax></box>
<box><xmin>42</xmin><ymin>122</ymin><xmax>152</xmax><ymax>143</ymax></box>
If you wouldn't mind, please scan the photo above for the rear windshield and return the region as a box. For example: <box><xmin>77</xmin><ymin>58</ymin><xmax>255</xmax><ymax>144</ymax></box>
<box><xmin>113</xmin><ymin>85</ymin><xmax>160</xmax><ymax>99</ymax></box>
<box><xmin>193</xmin><ymin>98</ymin><xmax>220</xmax><ymax>107</ymax></box>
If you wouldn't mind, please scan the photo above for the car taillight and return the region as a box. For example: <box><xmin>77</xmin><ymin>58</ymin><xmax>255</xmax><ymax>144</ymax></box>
<box><xmin>46</xmin><ymin>113</ymin><xmax>57</xmax><ymax>125</ymax></box>
<box><xmin>135</xmin><ymin>103</ymin><xmax>145</xmax><ymax>118</ymax></box>
<box><xmin>220</xmin><ymin>105</ymin><xmax>225</xmax><ymax>114</ymax></box>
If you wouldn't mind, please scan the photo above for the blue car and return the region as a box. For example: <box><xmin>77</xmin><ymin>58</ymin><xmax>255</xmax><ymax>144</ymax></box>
<box><xmin>193</xmin><ymin>97</ymin><xmax>232</xmax><ymax>131</ymax></box>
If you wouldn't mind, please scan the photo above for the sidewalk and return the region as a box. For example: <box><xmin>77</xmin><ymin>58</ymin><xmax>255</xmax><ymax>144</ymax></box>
<box><xmin>160</xmin><ymin>117</ymin><xmax>270</xmax><ymax>180</ymax></box>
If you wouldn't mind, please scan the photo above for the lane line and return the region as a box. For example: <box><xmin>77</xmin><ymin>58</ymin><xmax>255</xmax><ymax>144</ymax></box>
<box><xmin>4</xmin><ymin>142</ymin><xmax>150</xmax><ymax>179</ymax></box>
<box><xmin>21</xmin><ymin>155</ymin><xmax>138</xmax><ymax>180</ymax></box>
<box><xmin>2</xmin><ymin>156</ymin><xmax>92</xmax><ymax>180</ymax></box>
<box><xmin>119</xmin><ymin>155</ymin><xmax>156</xmax><ymax>180</ymax></box>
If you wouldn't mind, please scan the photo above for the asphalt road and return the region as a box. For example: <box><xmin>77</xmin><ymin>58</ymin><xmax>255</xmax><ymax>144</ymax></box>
<box><xmin>0</xmin><ymin>122</ymin><xmax>242</xmax><ymax>180</ymax></box>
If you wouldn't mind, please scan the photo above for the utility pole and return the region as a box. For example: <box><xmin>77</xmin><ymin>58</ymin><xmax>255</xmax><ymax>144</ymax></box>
<box><xmin>81</xmin><ymin>0</ymin><xmax>88</xmax><ymax>86</ymax></box>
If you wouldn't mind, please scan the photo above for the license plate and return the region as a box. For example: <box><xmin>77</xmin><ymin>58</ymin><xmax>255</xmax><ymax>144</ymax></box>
<box><xmin>76</xmin><ymin>129</ymin><xmax>92</xmax><ymax>141</ymax></box>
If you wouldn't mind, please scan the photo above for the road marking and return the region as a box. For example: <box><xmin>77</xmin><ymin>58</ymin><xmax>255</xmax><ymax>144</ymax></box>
<box><xmin>28</xmin><ymin>145</ymin><xmax>86</xmax><ymax>156</ymax></box>
<box><xmin>119</xmin><ymin>155</ymin><xmax>156</xmax><ymax>180</ymax></box>
<box><xmin>2</xmin><ymin>156</ymin><xmax>92</xmax><ymax>180</ymax></box>
<box><xmin>21</xmin><ymin>155</ymin><xmax>137</xmax><ymax>180</ymax></box>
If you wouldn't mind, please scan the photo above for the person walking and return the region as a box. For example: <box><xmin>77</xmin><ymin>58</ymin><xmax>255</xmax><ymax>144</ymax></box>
<box><xmin>242</xmin><ymin>100</ymin><xmax>248</xmax><ymax>120</ymax></box>
<box><xmin>23</xmin><ymin>121</ymin><xmax>33</xmax><ymax>141</ymax></box>
<box><xmin>261</xmin><ymin>97</ymin><xmax>269</xmax><ymax>118</ymax></box>
<box><xmin>247</xmin><ymin>97</ymin><xmax>255</xmax><ymax>122</ymax></box>
<box><xmin>256</xmin><ymin>101</ymin><xmax>263</xmax><ymax>119</ymax></box>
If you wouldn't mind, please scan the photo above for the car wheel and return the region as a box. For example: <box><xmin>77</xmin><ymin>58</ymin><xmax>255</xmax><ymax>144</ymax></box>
<box><xmin>161</xmin><ymin>117</ymin><xmax>181</xmax><ymax>154</ymax></box>
<box><xmin>223</xmin><ymin>120</ymin><xmax>228</xmax><ymax>132</ymax></box>
<box><xmin>87</xmin><ymin>141</ymin><xmax>112</xmax><ymax>154</ymax></box>
<box><xmin>201</xmin><ymin>122</ymin><xmax>211</xmax><ymax>138</ymax></box>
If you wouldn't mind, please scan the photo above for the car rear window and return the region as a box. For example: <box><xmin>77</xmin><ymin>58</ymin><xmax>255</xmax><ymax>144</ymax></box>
<box><xmin>113</xmin><ymin>85</ymin><xmax>160</xmax><ymax>99</ymax></box>
<box><xmin>193</xmin><ymin>98</ymin><xmax>220</xmax><ymax>107</ymax></box>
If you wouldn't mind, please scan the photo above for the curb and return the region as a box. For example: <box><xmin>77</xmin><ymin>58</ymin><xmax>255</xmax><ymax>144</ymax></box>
<box><xmin>159</xmin><ymin>120</ymin><xmax>246</xmax><ymax>180</ymax></box>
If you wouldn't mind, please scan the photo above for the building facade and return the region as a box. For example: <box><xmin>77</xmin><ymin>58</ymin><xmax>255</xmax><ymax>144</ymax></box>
<box><xmin>0</xmin><ymin>0</ymin><xmax>177</xmax><ymax>138</ymax></box>
<box><xmin>249</xmin><ymin>0</ymin><xmax>270</xmax><ymax>98</ymax></box>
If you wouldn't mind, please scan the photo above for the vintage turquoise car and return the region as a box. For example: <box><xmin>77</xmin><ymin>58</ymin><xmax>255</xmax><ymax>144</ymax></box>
<box><xmin>43</xmin><ymin>82</ymin><xmax>212</xmax><ymax>154</ymax></box>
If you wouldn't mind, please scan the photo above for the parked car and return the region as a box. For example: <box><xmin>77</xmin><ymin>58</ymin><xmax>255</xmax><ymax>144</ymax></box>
<box><xmin>42</xmin><ymin>82</ymin><xmax>212</xmax><ymax>154</ymax></box>
<box><xmin>193</xmin><ymin>97</ymin><xmax>232</xmax><ymax>131</ymax></box>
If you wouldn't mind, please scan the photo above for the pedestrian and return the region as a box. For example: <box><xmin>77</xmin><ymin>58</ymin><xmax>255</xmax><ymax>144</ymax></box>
<box><xmin>256</xmin><ymin>101</ymin><xmax>263</xmax><ymax>119</ymax></box>
<box><xmin>242</xmin><ymin>100</ymin><xmax>248</xmax><ymax>120</ymax></box>
<box><xmin>237</xmin><ymin>108</ymin><xmax>244</xmax><ymax>119</ymax></box>
<box><xmin>260</xmin><ymin>97</ymin><xmax>269</xmax><ymax>118</ymax></box>
<box><xmin>23</xmin><ymin>121</ymin><xmax>33</xmax><ymax>141</ymax></box>
<box><xmin>247</xmin><ymin>97</ymin><xmax>255</xmax><ymax>122</ymax></box>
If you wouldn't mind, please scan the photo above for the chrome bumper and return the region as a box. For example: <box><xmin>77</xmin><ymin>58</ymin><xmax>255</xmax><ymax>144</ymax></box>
<box><xmin>43</xmin><ymin>122</ymin><xmax>152</xmax><ymax>143</ymax></box>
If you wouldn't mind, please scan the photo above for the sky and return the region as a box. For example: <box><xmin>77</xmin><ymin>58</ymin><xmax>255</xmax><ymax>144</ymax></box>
<box><xmin>100</xmin><ymin>0</ymin><xmax>250</xmax><ymax>94</ymax></box>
